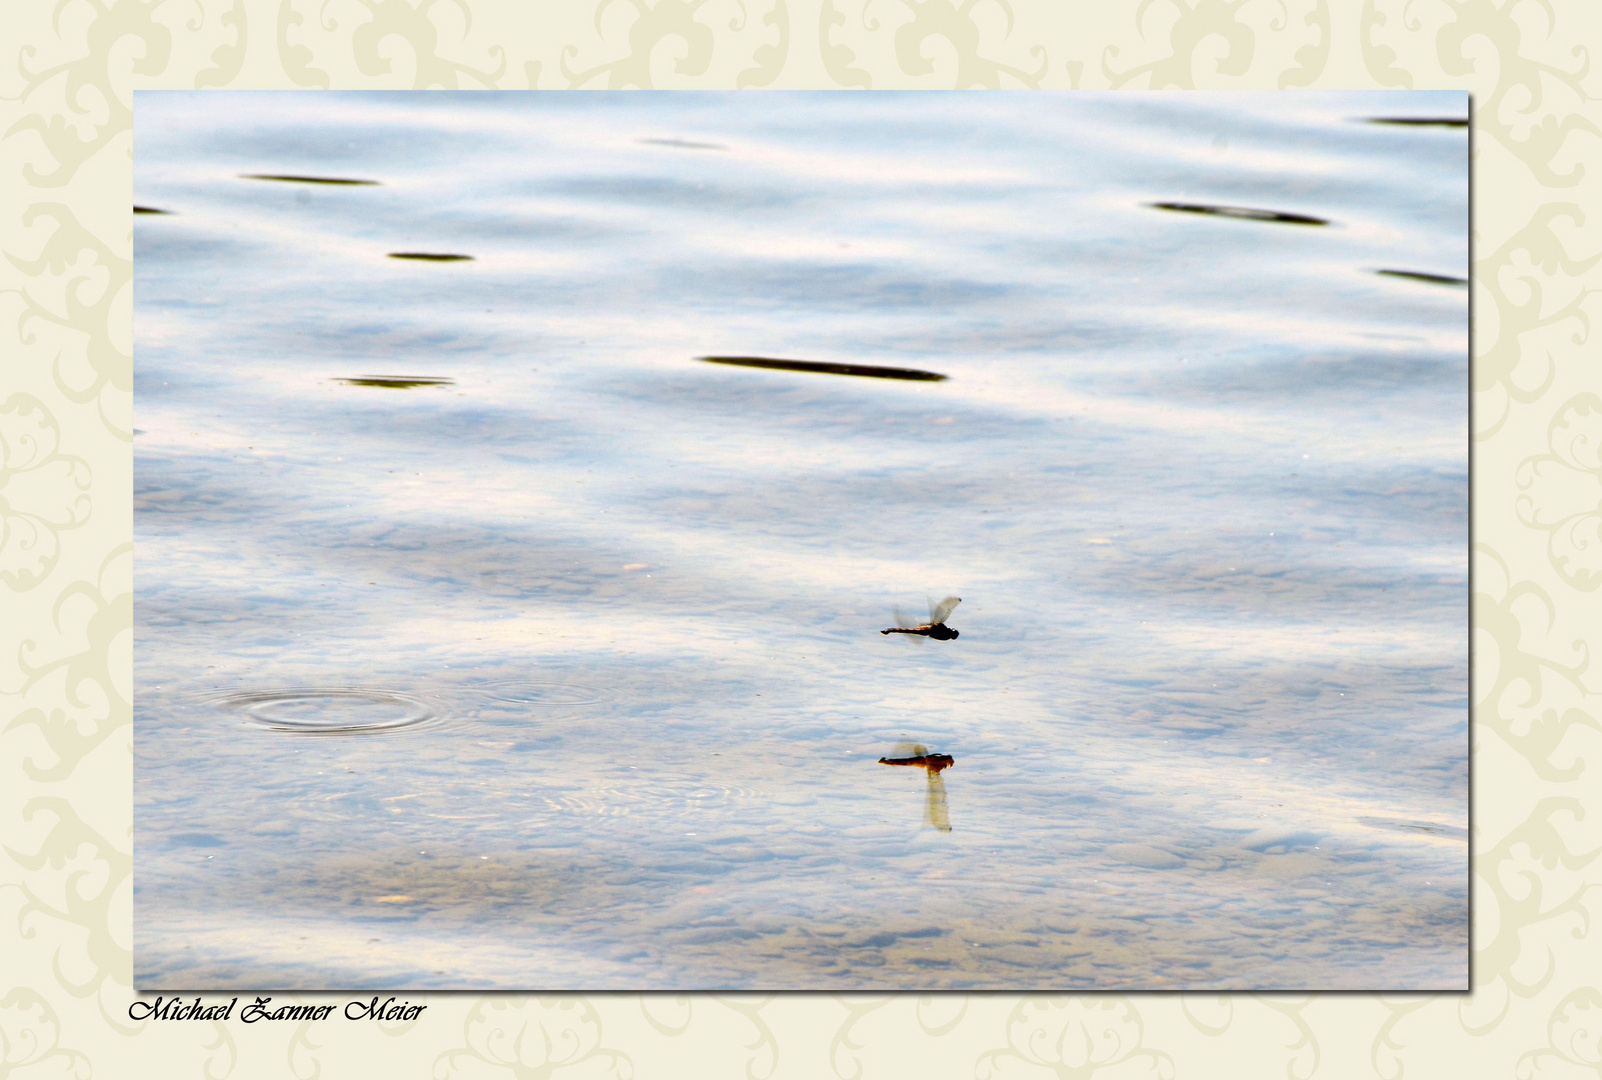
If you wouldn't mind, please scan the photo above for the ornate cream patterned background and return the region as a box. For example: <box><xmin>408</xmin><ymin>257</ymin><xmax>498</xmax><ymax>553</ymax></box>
<box><xmin>2</xmin><ymin>0</ymin><xmax>1597</xmax><ymax>1076</ymax></box>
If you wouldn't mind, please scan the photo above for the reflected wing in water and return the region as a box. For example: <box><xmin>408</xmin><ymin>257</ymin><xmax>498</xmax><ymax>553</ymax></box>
<box><xmin>925</xmin><ymin>770</ymin><xmax>952</xmax><ymax>832</ymax></box>
<box><xmin>928</xmin><ymin>596</ymin><xmax>961</xmax><ymax>625</ymax></box>
<box><xmin>878</xmin><ymin>744</ymin><xmax>954</xmax><ymax>832</ymax></box>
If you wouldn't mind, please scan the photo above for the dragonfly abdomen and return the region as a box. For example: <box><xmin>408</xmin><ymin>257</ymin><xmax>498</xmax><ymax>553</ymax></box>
<box><xmin>879</xmin><ymin>753</ymin><xmax>955</xmax><ymax>772</ymax></box>
<box><xmin>880</xmin><ymin>623</ymin><xmax>958</xmax><ymax>639</ymax></box>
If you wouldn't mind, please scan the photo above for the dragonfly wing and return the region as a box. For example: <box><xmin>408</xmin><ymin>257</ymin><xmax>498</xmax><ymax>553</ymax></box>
<box><xmin>925</xmin><ymin>771</ymin><xmax>952</xmax><ymax>832</ymax></box>
<box><xmin>928</xmin><ymin>596</ymin><xmax>961</xmax><ymax>625</ymax></box>
<box><xmin>888</xmin><ymin>742</ymin><xmax>928</xmax><ymax>759</ymax></box>
<box><xmin>889</xmin><ymin>606</ymin><xmax>926</xmax><ymax>643</ymax></box>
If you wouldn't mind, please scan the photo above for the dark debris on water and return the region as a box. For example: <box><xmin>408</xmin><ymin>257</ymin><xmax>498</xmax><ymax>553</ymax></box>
<box><xmin>241</xmin><ymin>173</ymin><xmax>382</xmax><ymax>185</ymax></box>
<box><xmin>336</xmin><ymin>376</ymin><xmax>456</xmax><ymax>389</ymax></box>
<box><xmin>134</xmin><ymin>206</ymin><xmax>172</xmax><ymax>214</ymax></box>
<box><xmin>388</xmin><ymin>252</ymin><xmax>475</xmax><ymax>262</ymax></box>
<box><xmin>1365</xmin><ymin>117</ymin><xmax>1469</xmax><ymax>128</ymax></box>
<box><xmin>1376</xmin><ymin>269</ymin><xmax>1468</xmax><ymax>287</ymax></box>
<box><xmin>1147</xmin><ymin>202</ymin><xmax>1330</xmax><ymax>227</ymax></box>
<box><xmin>699</xmin><ymin>356</ymin><xmax>948</xmax><ymax>382</ymax></box>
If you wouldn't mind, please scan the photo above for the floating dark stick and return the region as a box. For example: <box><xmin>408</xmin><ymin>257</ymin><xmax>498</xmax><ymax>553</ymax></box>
<box><xmin>336</xmin><ymin>376</ymin><xmax>455</xmax><ymax>389</ymax></box>
<box><xmin>1148</xmin><ymin>201</ymin><xmax>1330</xmax><ymax>226</ymax></box>
<box><xmin>700</xmin><ymin>356</ymin><xmax>948</xmax><ymax>382</ymax></box>
<box><xmin>241</xmin><ymin>173</ymin><xmax>382</xmax><ymax>185</ymax></box>
<box><xmin>1376</xmin><ymin>269</ymin><xmax>1468</xmax><ymax>287</ymax></box>
<box><xmin>388</xmin><ymin>252</ymin><xmax>475</xmax><ymax>262</ymax></box>
<box><xmin>1366</xmin><ymin>117</ymin><xmax>1468</xmax><ymax>128</ymax></box>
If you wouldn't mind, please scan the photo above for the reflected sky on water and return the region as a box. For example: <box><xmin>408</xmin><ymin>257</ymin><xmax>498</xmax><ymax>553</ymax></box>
<box><xmin>135</xmin><ymin>91</ymin><xmax>1467</xmax><ymax>990</ymax></box>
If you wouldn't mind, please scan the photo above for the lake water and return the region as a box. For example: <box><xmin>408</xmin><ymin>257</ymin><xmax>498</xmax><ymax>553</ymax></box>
<box><xmin>134</xmin><ymin>91</ymin><xmax>1468</xmax><ymax>990</ymax></box>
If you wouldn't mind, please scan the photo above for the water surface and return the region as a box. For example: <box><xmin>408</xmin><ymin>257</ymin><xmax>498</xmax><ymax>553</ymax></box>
<box><xmin>135</xmin><ymin>91</ymin><xmax>1467</xmax><ymax>990</ymax></box>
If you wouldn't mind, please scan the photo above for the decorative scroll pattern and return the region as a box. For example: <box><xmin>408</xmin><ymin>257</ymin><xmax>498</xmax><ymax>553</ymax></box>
<box><xmin>0</xmin><ymin>1</ymin><xmax>1596</xmax><ymax>1077</ymax></box>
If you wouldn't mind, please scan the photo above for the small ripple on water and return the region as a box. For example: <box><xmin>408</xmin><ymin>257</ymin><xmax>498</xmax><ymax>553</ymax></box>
<box><xmin>540</xmin><ymin>783</ymin><xmax>760</xmax><ymax>817</ymax></box>
<box><xmin>638</xmin><ymin>137</ymin><xmax>728</xmax><ymax>151</ymax></box>
<box><xmin>203</xmin><ymin>687</ymin><xmax>440</xmax><ymax>735</ymax></box>
<box><xmin>478</xmin><ymin>680</ymin><xmax>608</xmax><ymax>707</ymax></box>
<box><xmin>1357</xmin><ymin>815</ymin><xmax>1468</xmax><ymax>841</ymax></box>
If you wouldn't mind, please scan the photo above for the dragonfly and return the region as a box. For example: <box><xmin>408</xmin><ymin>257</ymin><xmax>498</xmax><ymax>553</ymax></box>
<box><xmin>881</xmin><ymin>596</ymin><xmax>961</xmax><ymax>640</ymax></box>
<box><xmin>878</xmin><ymin>742</ymin><xmax>954</xmax><ymax>832</ymax></box>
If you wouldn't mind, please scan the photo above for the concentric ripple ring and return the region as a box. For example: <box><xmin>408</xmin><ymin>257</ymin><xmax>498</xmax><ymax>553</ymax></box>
<box><xmin>206</xmin><ymin>687</ymin><xmax>436</xmax><ymax>735</ymax></box>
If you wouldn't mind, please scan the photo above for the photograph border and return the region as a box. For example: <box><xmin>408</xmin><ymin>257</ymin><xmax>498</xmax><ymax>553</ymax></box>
<box><xmin>2</xmin><ymin>3</ymin><xmax>1595</xmax><ymax>1076</ymax></box>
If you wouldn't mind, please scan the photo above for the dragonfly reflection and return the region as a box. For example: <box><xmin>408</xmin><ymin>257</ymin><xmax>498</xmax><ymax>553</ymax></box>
<box><xmin>881</xmin><ymin>596</ymin><xmax>960</xmax><ymax>641</ymax></box>
<box><xmin>878</xmin><ymin>742</ymin><xmax>954</xmax><ymax>832</ymax></box>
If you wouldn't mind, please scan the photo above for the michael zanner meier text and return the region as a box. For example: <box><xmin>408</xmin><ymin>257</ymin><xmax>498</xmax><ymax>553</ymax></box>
<box><xmin>128</xmin><ymin>996</ymin><xmax>428</xmax><ymax>1023</ymax></box>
